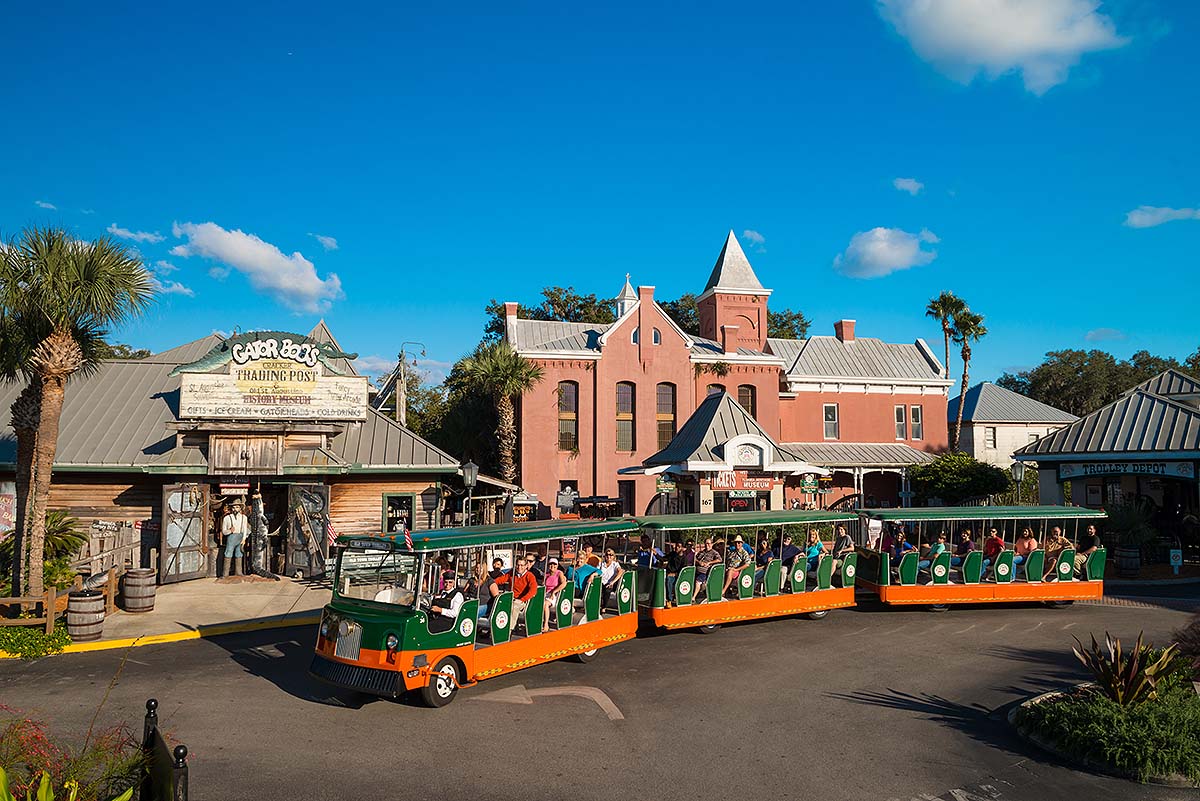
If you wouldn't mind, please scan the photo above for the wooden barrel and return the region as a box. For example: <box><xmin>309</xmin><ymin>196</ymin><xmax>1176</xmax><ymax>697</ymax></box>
<box><xmin>66</xmin><ymin>590</ymin><xmax>105</xmax><ymax>642</ymax></box>
<box><xmin>1114</xmin><ymin>545</ymin><xmax>1140</xmax><ymax>578</ymax></box>
<box><xmin>121</xmin><ymin>569</ymin><xmax>157</xmax><ymax>613</ymax></box>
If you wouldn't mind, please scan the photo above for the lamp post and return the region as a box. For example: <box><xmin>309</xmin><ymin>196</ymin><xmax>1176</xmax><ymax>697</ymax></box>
<box><xmin>462</xmin><ymin>461</ymin><xmax>479</xmax><ymax>527</ymax></box>
<box><xmin>394</xmin><ymin>341</ymin><xmax>426</xmax><ymax>427</ymax></box>
<box><xmin>1011</xmin><ymin>461</ymin><xmax>1026</xmax><ymax>505</ymax></box>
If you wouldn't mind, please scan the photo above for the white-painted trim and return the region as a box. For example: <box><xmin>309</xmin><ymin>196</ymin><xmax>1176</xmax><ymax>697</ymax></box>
<box><xmin>690</xmin><ymin>354</ymin><xmax>785</xmax><ymax>366</ymax></box>
<box><xmin>597</xmin><ymin>301</ymin><xmax>640</xmax><ymax>347</ymax></box>
<box><xmin>696</xmin><ymin>286</ymin><xmax>773</xmax><ymax>303</ymax></box>
<box><xmin>516</xmin><ymin>350</ymin><xmax>602</xmax><ymax>360</ymax></box>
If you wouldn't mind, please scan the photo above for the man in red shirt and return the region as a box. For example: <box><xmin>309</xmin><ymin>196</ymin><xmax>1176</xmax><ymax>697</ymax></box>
<box><xmin>981</xmin><ymin>527</ymin><xmax>1005</xmax><ymax>579</ymax></box>
<box><xmin>508</xmin><ymin>557</ymin><xmax>539</xmax><ymax>623</ymax></box>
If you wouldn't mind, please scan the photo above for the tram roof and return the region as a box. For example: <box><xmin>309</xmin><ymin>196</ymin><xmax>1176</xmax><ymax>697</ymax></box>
<box><xmin>337</xmin><ymin>517</ymin><xmax>640</xmax><ymax>552</ymax></box>
<box><xmin>858</xmin><ymin>506</ymin><xmax>1107</xmax><ymax>522</ymax></box>
<box><xmin>637</xmin><ymin>510</ymin><xmax>858</xmax><ymax>531</ymax></box>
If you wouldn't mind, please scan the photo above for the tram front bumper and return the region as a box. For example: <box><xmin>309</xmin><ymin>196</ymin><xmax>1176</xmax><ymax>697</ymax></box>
<box><xmin>309</xmin><ymin>653</ymin><xmax>406</xmax><ymax>699</ymax></box>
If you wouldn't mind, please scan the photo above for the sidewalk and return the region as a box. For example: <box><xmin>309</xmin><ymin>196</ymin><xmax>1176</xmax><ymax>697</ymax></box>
<box><xmin>64</xmin><ymin>576</ymin><xmax>330</xmax><ymax>654</ymax></box>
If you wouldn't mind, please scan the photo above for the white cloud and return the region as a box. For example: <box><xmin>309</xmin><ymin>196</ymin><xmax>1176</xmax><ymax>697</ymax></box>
<box><xmin>150</xmin><ymin>277</ymin><xmax>195</xmax><ymax>297</ymax></box>
<box><xmin>834</xmin><ymin>227</ymin><xmax>939</xmax><ymax>278</ymax></box>
<box><xmin>877</xmin><ymin>0</ymin><xmax>1129</xmax><ymax>94</ymax></box>
<box><xmin>741</xmin><ymin>229</ymin><xmax>766</xmax><ymax>253</ymax></box>
<box><xmin>107</xmin><ymin>223</ymin><xmax>165</xmax><ymax>244</ymax></box>
<box><xmin>1123</xmin><ymin>205</ymin><xmax>1200</xmax><ymax>228</ymax></box>
<box><xmin>353</xmin><ymin>355</ymin><xmax>398</xmax><ymax>378</ymax></box>
<box><xmin>415</xmin><ymin>358</ymin><xmax>452</xmax><ymax>384</ymax></box>
<box><xmin>893</xmin><ymin>177</ymin><xmax>924</xmax><ymax>195</ymax></box>
<box><xmin>1085</xmin><ymin>327</ymin><xmax>1126</xmax><ymax>342</ymax></box>
<box><xmin>34</xmin><ymin>200</ymin><xmax>56</xmax><ymax>210</ymax></box>
<box><xmin>153</xmin><ymin>260</ymin><xmax>179</xmax><ymax>274</ymax></box>
<box><xmin>171</xmin><ymin>221</ymin><xmax>343</xmax><ymax>313</ymax></box>
<box><xmin>308</xmin><ymin>233</ymin><xmax>339</xmax><ymax>251</ymax></box>
<box><xmin>81</xmin><ymin>208</ymin><xmax>95</xmax><ymax>215</ymax></box>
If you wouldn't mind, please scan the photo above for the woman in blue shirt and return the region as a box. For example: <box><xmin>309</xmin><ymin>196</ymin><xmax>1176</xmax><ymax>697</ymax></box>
<box><xmin>805</xmin><ymin>529</ymin><xmax>826</xmax><ymax>571</ymax></box>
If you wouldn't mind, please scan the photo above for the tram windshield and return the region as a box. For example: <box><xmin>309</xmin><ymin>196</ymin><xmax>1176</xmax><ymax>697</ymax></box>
<box><xmin>336</xmin><ymin>545</ymin><xmax>421</xmax><ymax>606</ymax></box>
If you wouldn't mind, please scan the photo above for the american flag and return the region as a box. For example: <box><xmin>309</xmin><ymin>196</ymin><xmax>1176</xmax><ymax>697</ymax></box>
<box><xmin>403</xmin><ymin>525</ymin><xmax>414</xmax><ymax>551</ymax></box>
<box><xmin>326</xmin><ymin>519</ymin><xmax>339</xmax><ymax>547</ymax></box>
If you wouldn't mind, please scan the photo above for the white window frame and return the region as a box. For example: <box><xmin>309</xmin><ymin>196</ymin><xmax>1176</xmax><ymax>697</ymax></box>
<box><xmin>823</xmin><ymin>403</ymin><xmax>839</xmax><ymax>440</ymax></box>
<box><xmin>894</xmin><ymin>405</ymin><xmax>907</xmax><ymax>440</ymax></box>
<box><xmin>910</xmin><ymin>405</ymin><xmax>923</xmax><ymax>441</ymax></box>
<box><xmin>985</xmin><ymin>426</ymin><xmax>997</xmax><ymax>449</ymax></box>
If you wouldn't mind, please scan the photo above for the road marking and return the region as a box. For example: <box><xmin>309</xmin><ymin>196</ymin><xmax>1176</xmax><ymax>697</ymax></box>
<box><xmin>991</xmin><ymin>623</ymin><xmax>1009</xmax><ymax>633</ymax></box>
<box><xmin>952</xmin><ymin>624</ymin><xmax>976</xmax><ymax>634</ymax></box>
<box><xmin>1030</xmin><ymin>621</ymin><xmax>1043</xmax><ymax>630</ymax></box>
<box><xmin>470</xmin><ymin>684</ymin><xmax>624</xmax><ymax>720</ymax></box>
<box><xmin>843</xmin><ymin>626</ymin><xmax>871</xmax><ymax>637</ymax></box>
<box><xmin>1061</xmin><ymin>622</ymin><xmax>1078</xmax><ymax>630</ymax></box>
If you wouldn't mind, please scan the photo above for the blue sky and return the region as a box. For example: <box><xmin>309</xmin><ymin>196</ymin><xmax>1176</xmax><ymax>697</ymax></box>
<box><xmin>2</xmin><ymin>1</ymin><xmax>1197</xmax><ymax>384</ymax></box>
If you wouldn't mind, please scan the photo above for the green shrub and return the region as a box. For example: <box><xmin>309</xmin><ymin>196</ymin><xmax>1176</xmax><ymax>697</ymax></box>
<box><xmin>0</xmin><ymin>715</ymin><xmax>142</xmax><ymax>800</ymax></box>
<box><xmin>1072</xmin><ymin>631</ymin><xmax>1179</xmax><ymax>706</ymax></box>
<box><xmin>1017</xmin><ymin>676</ymin><xmax>1200</xmax><ymax>783</ymax></box>
<box><xmin>0</xmin><ymin>624</ymin><xmax>71</xmax><ymax>660</ymax></box>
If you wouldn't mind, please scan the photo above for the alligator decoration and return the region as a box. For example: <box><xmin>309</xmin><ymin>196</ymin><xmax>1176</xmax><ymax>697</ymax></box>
<box><xmin>169</xmin><ymin>331</ymin><xmax>358</xmax><ymax>377</ymax></box>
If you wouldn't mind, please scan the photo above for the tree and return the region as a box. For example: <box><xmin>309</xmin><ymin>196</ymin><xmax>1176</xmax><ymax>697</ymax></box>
<box><xmin>907</xmin><ymin>452</ymin><xmax>1011</xmax><ymax>505</ymax></box>
<box><xmin>483</xmin><ymin>287</ymin><xmax>616</xmax><ymax>341</ymax></box>
<box><xmin>950</xmin><ymin>309</ymin><xmax>986</xmax><ymax>451</ymax></box>
<box><xmin>659</xmin><ymin>294</ymin><xmax>700</xmax><ymax>336</ymax></box>
<box><xmin>458</xmin><ymin>341</ymin><xmax>544</xmax><ymax>484</ymax></box>
<box><xmin>0</xmin><ymin>227</ymin><xmax>154</xmax><ymax>595</ymax></box>
<box><xmin>925</xmin><ymin>291</ymin><xmax>965</xmax><ymax>380</ymax></box>
<box><xmin>93</xmin><ymin>341</ymin><xmax>151</xmax><ymax>360</ymax></box>
<box><xmin>1186</xmin><ymin>347</ymin><xmax>1200</xmax><ymax>377</ymax></box>
<box><xmin>766</xmin><ymin>308</ymin><xmax>811</xmax><ymax>339</ymax></box>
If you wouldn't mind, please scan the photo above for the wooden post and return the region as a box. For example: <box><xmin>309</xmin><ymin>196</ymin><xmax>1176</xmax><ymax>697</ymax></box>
<box><xmin>44</xmin><ymin>586</ymin><xmax>55</xmax><ymax>634</ymax></box>
<box><xmin>106</xmin><ymin>570</ymin><xmax>119</xmax><ymax>614</ymax></box>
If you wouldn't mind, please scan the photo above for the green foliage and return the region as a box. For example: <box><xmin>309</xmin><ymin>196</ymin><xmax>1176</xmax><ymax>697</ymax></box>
<box><xmin>660</xmin><ymin>294</ymin><xmax>699</xmax><ymax>336</ymax></box>
<box><xmin>695</xmin><ymin>362</ymin><xmax>731</xmax><ymax>379</ymax></box>
<box><xmin>0</xmin><ymin>513</ymin><xmax>84</xmax><ymax>584</ymax></box>
<box><xmin>0</xmin><ymin>711</ymin><xmax>142</xmax><ymax>800</ymax></box>
<box><xmin>482</xmin><ymin>287</ymin><xmax>616</xmax><ymax>342</ymax></box>
<box><xmin>1172</xmin><ymin>614</ymin><xmax>1200</xmax><ymax>680</ymax></box>
<box><xmin>1017</xmin><ymin>670</ymin><xmax>1200</xmax><ymax>783</ymax></box>
<box><xmin>0</xmin><ymin>625</ymin><xmax>71</xmax><ymax>660</ymax></box>
<box><xmin>1104</xmin><ymin>501</ymin><xmax>1159</xmax><ymax>548</ymax></box>
<box><xmin>91</xmin><ymin>342</ymin><xmax>151</xmax><ymax>361</ymax></box>
<box><xmin>766</xmin><ymin>308</ymin><xmax>810</xmax><ymax>339</ymax></box>
<box><xmin>907</xmin><ymin>452</ymin><xmax>1011</xmax><ymax>505</ymax></box>
<box><xmin>1072</xmin><ymin>631</ymin><xmax>1180</xmax><ymax>707</ymax></box>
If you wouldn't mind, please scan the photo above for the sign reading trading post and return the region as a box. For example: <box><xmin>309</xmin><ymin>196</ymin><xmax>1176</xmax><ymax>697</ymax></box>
<box><xmin>176</xmin><ymin>333</ymin><xmax>368</xmax><ymax>421</ymax></box>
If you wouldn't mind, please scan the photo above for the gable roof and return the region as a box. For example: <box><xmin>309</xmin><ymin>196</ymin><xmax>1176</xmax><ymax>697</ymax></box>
<box><xmin>949</xmin><ymin>382</ymin><xmax>1076</xmax><ymax>424</ymax></box>
<box><xmin>701</xmin><ymin>231</ymin><xmax>767</xmax><ymax>296</ymax></box>
<box><xmin>779</xmin><ymin>442</ymin><xmax>936</xmax><ymax>469</ymax></box>
<box><xmin>506</xmin><ymin>318</ymin><xmax>609</xmax><ymax>353</ymax></box>
<box><xmin>307</xmin><ymin>319</ymin><xmax>359</xmax><ymax>376</ymax></box>
<box><xmin>1014</xmin><ymin>389</ymin><xmax>1200</xmax><ymax>459</ymax></box>
<box><xmin>1126</xmin><ymin>368</ymin><xmax>1200</xmax><ymax>400</ymax></box>
<box><xmin>766</xmin><ymin>336</ymin><xmax>946</xmax><ymax>383</ymax></box>
<box><xmin>645</xmin><ymin>391</ymin><xmax>802</xmax><ymax>468</ymax></box>
<box><xmin>138</xmin><ymin>334</ymin><xmax>226</xmax><ymax>365</ymax></box>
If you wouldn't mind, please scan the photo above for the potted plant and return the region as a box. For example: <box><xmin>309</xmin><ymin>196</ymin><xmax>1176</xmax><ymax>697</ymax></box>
<box><xmin>1106</xmin><ymin>500</ymin><xmax>1157</xmax><ymax>578</ymax></box>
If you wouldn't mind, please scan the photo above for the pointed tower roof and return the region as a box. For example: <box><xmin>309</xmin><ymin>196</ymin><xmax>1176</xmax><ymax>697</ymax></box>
<box><xmin>617</xmin><ymin>274</ymin><xmax>637</xmax><ymax>302</ymax></box>
<box><xmin>700</xmin><ymin>230</ymin><xmax>769</xmax><ymax>298</ymax></box>
<box><xmin>307</xmin><ymin>319</ymin><xmax>359</xmax><ymax>376</ymax></box>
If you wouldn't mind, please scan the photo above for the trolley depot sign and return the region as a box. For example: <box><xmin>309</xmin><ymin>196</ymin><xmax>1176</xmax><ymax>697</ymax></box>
<box><xmin>173</xmin><ymin>332</ymin><xmax>369</xmax><ymax>421</ymax></box>
<box><xmin>1058</xmin><ymin>461</ymin><xmax>1196</xmax><ymax>481</ymax></box>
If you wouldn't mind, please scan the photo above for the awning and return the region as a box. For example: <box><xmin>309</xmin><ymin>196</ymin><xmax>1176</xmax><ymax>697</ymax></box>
<box><xmin>779</xmin><ymin>442</ymin><xmax>936</xmax><ymax>469</ymax></box>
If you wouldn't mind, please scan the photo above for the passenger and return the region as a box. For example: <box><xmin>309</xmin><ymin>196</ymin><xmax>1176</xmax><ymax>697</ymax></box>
<box><xmin>721</xmin><ymin>535</ymin><xmax>753</xmax><ymax>597</ymax></box>
<box><xmin>542</xmin><ymin>557</ymin><xmax>566</xmax><ymax>617</ymax></box>
<box><xmin>740</xmin><ymin>536</ymin><xmax>755</xmax><ymax>558</ymax></box>
<box><xmin>1013</xmin><ymin>528</ymin><xmax>1038</xmax><ymax>567</ymax></box>
<box><xmin>599</xmin><ymin>549</ymin><xmax>625</xmax><ymax>608</ymax></box>
<box><xmin>683</xmin><ymin>539</ymin><xmax>697</xmax><ymax>567</ymax></box>
<box><xmin>582</xmin><ymin>543</ymin><xmax>601</xmax><ymax>567</ymax></box>
<box><xmin>570</xmin><ymin>553</ymin><xmax>601</xmax><ymax>592</ymax></box>
<box><xmin>528</xmin><ymin>548</ymin><xmax>547</xmax><ymax>581</ymax></box>
<box><xmin>950</xmin><ymin>530</ymin><xmax>975</xmax><ymax>567</ymax></box>
<box><xmin>434</xmin><ymin>555</ymin><xmax>454</xmax><ymax>593</ymax></box>
<box><xmin>1074</xmin><ymin>524</ymin><xmax>1102</xmax><ymax>577</ymax></box>
<box><xmin>805</xmin><ymin>529</ymin><xmax>827</xmax><ymax>572</ymax></box>
<box><xmin>474</xmin><ymin>563</ymin><xmax>497</xmax><ymax>619</ymax></box>
<box><xmin>773</xmin><ymin>533</ymin><xmax>802</xmax><ymax>568</ymax></box>
<box><xmin>635</xmin><ymin>535</ymin><xmax>665</xmax><ymax>569</ymax></box>
<box><xmin>429</xmin><ymin>574</ymin><xmax>468</xmax><ymax>633</ymax></box>
<box><xmin>918</xmin><ymin>533</ymin><xmax>949</xmax><ymax>570</ymax></box>
<box><xmin>891</xmin><ymin>532</ymin><xmax>917</xmax><ymax>563</ymax></box>
<box><xmin>880</xmin><ymin>526</ymin><xmax>896</xmax><ymax>556</ymax></box>
<box><xmin>753</xmin><ymin>538</ymin><xmax>774</xmax><ymax>588</ymax></box>
<box><xmin>509</xmin><ymin>557</ymin><xmax>539</xmax><ymax>623</ymax></box>
<box><xmin>980</xmin><ymin>528</ymin><xmax>1005</xmax><ymax>578</ymax></box>
<box><xmin>1043</xmin><ymin>528</ymin><xmax>1072</xmax><ymax>580</ymax></box>
<box><xmin>694</xmin><ymin>538</ymin><xmax>722</xmax><ymax>598</ymax></box>
<box><xmin>831</xmin><ymin>524</ymin><xmax>855</xmax><ymax>574</ymax></box>
<box><xmin>488</xmin><ymin>557</ymin><xmax>506</xmax><ymax>580</ymax></box>
<box><xmin>663</xmin><ymin>541</ymin><xmax>686</xmax><ymax>606</ymax></box>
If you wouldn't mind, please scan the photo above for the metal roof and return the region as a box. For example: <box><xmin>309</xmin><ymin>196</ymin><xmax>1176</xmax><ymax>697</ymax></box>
<box><xmin>506</xmin><ymin>318</ymin><xmax>609</xmax><ymax>352</ymax></box>
<box><xmin>860</xmin><ymin>506</ymin><xmax>1106</xmax><ymax>522</ymax></box>
<box><xmin>948</xmin><ymin>382</ymin><xmax>1076</xmax><ymax>424</ymax></box>
<box><xmin>1014</xmin><ymin>389</ymin><xmax>1200</xmax><ymax>459</ymax></box>
<box><xmin>337</xmin><ymin>517</ymin><xmax>640</xmax><ymax>552</ymax></box>
<box><xmin>766</xmin><ymin>336</ymin><xmax>945</xmax><ymax>382</ymax></box>
<box><xmin>138</xmin><ymin>334</ymin><xmax>227</xmax><ymax>365</ymax></box>
<box><xmin>779</xmin><ymin>442</ymin><xmax>936</xmax><ymax>468</ymax></box>
<box><xmin>701</xmin><ymin>230</ymin><xmax>766</xmax><ymax>294</ymax></box>
<box><xmin>307</xmin><ymin>319</ymin><xmax>359</xmax><ymax>376</ymax></box>
<box><xmin>331</xmin><ymin>409</ymin><xmax>459</xmax><ymax>470</ymax></box>
<box><xmin>690</xmin><ymin>336</ymin><xmax>777</xmax><ymax>360</ymax></box>
<box><xmin>1126</xmin><ymin>368</ymin><xmax>1200</xmax><ymax>399</ymax></box>
<box><xmin>638</xmin><ymin>510</ymin><xmax>857</xmax><ymax>531</ymax></box>
<box><xmin>644</xmin><ymin>391</ymin><xmax>802</xmax><ymax>467</ymax></box>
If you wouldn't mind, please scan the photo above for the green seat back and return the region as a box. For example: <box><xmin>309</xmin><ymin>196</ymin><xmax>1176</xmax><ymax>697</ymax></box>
<box><xmin>764</xmin><ymin>559</ymin><xmax>782</xmax><ymax>595</ymax></box>
<box><xmin>896</xmin><ymin>552</ymin><xmax>919</xmax><ymax>586</ymax></box>
<box><xmin>992</xmin><ymin>550</ymin><xmax>1015</xmax><ymax>584</ymax></box>
<box><xmin>489</xmin><ymin>591</ymin><xmax>514</xmax><ymax>644</ymax></box>
<box><xmin>815</xmin><ymin>554</ymin><xmax>834</xmax><ymax>590</ymax></box>
<box><xmin>1023</xmin><ymin>549</ymin><xmax>1045</xmax><ymax>582</ymax></box>
<box><xmin>554</xmin><ymin>582</ymin><xmax>575</xmax><ymax>628</ymax></box>
<box><xmin>524</xmin><ymin>586</ymin><xmax>544</xmax><ymax>635</ymax></box>
<box><xmin>651</xmin><ymin>568</ymin><xmax>667</xmax><ymax>608</ymax></box>
<box><xmin>582</xmin><ymin>575</ymin><xmax>601</xmax><ymax>622</ymax></box>
<box><xmin>839</xmin><ymin>552</ymin><xmax>858</xmax><ymax>587</ymax></box>
<box><xmin>705</xmin><ymin>565</ymin><xmax>726</xmax><ymax>603</ymax></box>
<box><xmin>736</xmin><ymin>564</ymin><xmax>755</xmax><ymax>599</ymax></box>
<box><xmin>961</xmin><ymin>550</ymin><xmax>982</xmax><ymax>584</ymax></box>
<box><xmin>1054</xmin><ymin>549</ymin><xmax>1076</xmax><ymax>582</ymax></box>
<box><xmin>1085</xmin><ymin>548</ymin><xmax>1107</xmax><ymax>581</ymax></box>
<box><xmin>675</xmin><ymin>565</ymin><xmax>697</xmax><ymax>606</ymax></box>
<box><xmin>617</xmin><ymin>571</ymin><xmax>637</xmax><ymax>614</ymax></box>
<box><xmin>929</xmin><ymin>551</ymin><xmax>951</xmax><ymax>585</ymax></box>
<box><xmin>788</xmin><ymin>560</ymin><xmax>807</xmax><ymax>593</ymax></box>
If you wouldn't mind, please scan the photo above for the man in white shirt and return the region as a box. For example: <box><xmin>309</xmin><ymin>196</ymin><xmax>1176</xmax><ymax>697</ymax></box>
<box><xmin>599</xmin><ymin>549</ymin><xmax>625</xmax><ymax>609</ymax></box>
<box><xmin>221</xmin><ymin>502</ymin><xmax>250</xmax><ymax>578</ymax></box>
<box><xmin>429</xmin><ymin>576</ymin><xmax>467</xmax><ymax>634</ymax></box>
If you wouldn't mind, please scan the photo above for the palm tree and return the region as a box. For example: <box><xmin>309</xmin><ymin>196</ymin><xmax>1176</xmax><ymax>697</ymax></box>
<box><xmin>459</xmin><ymin>341</ymin><xmax>544</xmax><ymax>484</ymax></box>
<box><xmin>950</xmin><ymin>309</ymin><xmax>987</xmax><ymax>451</ymax></box>
<box><xmin>925</xmin><ymin>291</ymin><xmax>965</xmax><ymax>380</ymax></box>
<box><xmin>1</xmin><ymin>227</ymin><xmax>154</xmax><ymax>595</ymax></box>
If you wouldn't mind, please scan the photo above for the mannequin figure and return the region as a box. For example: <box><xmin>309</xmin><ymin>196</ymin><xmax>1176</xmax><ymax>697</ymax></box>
<box><xmin>221</xmin><ymin>501</ymin><xmax>250</xmax><ymax>578</ymax></box>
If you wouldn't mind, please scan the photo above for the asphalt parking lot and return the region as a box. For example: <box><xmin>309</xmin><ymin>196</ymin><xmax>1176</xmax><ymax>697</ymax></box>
<box><xmin>1</xmin><ymin>597</ymin><xmax>1194</xmax><ymax>801</ymax></box>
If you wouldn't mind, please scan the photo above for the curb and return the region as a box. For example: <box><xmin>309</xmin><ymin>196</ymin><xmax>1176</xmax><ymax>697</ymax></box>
<box><xmin>1105</xmin><ymin>576</ymin><xmax>1200</xmax><ymax>588</ymax></box>
<box><xmin>0</xmin><ymin>613</ymin><xmax>321</xmax><ymax>659</ymax></box>
<box><xmin>1008</xmin><ymin>688</ymin><xmax>1199</xmax><ymax>789</ymax></box>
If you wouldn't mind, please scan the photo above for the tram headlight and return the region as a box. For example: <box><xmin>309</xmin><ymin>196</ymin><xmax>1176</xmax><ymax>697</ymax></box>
<box><xmin>337</xmin><ymin>619</ymin><xmax>352</xmax><ymax>638</ymax></box>
<box><xmin>385</xmin><ymin>633</ymin><xmax>400</xmax><ymax>650</ymax></box>
<box><xmin>320</xmin><ymin>616</ymin><xmax>333</xmax><ymax>637</ymax></box>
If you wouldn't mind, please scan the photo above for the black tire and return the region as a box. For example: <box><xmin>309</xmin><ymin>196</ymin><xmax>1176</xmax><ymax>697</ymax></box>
<box><xmin>419</xmin><ymin>657</ymin><xmax>460</xmax><ymax>708</ymax></box>
<box><xmin>927</xmin><ymin>604</ymin><xmax>951</xmax><ymax>613</ymax></box>
<box><xmin>698</xmin><ymin>623</ymin><xmax>721</xmax><ymax>634</ymax></box>
<box><xmin>572</xmin><ymin>647</ymin><xmax>599</xmax><ymax>663</ymax></box>
<box><xmin>1045</xmin><ymin>600</ymin><xmax>1075</xmax><ymax>609</ymax></box>
<box><xmin>805</xmin><ymin>609</ymin><xmax>830</xmax><ymax>620</ymax></box>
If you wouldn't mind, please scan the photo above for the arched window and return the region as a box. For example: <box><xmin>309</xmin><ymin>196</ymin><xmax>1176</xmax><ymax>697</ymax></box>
<box><xmin>652</xmin><ymin>328</ymin><xmax>662</xmax><ymax>345</ymax></box>
<box><xmin>558</xmin><ymin>381</ymin><xmax>578</xmax><ymax>451</ymax></box>
<box><xmin>707</xmin><ymin>383</ymin><xmax>726</xmax><ymax>396</ymax></box>
<box><xmin>616</xmin><ymin>382</ymin><xmax>636</xmax><ymax>451</ymax></box>
<box><xmin>631</xmin><ymin>327</ymin><xmax>639</xmax><ymax>344</ymax></box>
<box><xmin>656</xmin><ymin>383</ymin><xmax>677</xmax><ymax>449</ymax></box>
<box><xmin>737</xmin><ymin>385</ymin><xmax>757</xmax><ymax>418</ymax></box>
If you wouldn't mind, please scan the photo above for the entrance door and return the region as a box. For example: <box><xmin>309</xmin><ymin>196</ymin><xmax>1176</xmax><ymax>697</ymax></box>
<box><xmin>286</xmin><ymin>484</ymin><xmax>329</xmax><ymax>578</ymax></box>
<box><xmin>160</xmin><ymin>484</ymin><xmax>211</xmax><ymax>584</ymax></box>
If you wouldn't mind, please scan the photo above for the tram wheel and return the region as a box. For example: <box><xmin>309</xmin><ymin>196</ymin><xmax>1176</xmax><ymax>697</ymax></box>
<box><xmin>572</xmin><ymin>647</ymin><xmax>599</xmax><ymax>663</ymax></box>
<box><xmin>805</xmin><ymin>610</ymin><xmax>829</xmax><ymax>620</ymax></box>
<box><xmin>927</xmin><ymin>604</ymin><xmax>951</xmax><ymax>613</ymax></box>
<box><xmin>698</xmin><ymin>623</ymin><xmax>721</xmax><ymax>634</ymax></box>
<box><xmin>420</xmin><ymin>657</ymin><xmax>460</xmax><ymax>708</ymax></box>
<box><xmin>1045</xmin><ymin>600</ymin><xmax>1075</xmax><ymax>609</ymax></box>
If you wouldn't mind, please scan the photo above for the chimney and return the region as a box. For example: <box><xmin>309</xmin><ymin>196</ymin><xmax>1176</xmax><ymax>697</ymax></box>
<box><xmin>720</xmin><ymin>324</ymin><xmax>740</xmax><ymax>354</ymax></box>
<box><xmin>637</xmin><ymin>285</ymin><xmax>655</xmax><ymax>304</ymax></box>
<box><xmin>503</xmin><ymin>302</ymin><xmax>519</xmax><ymax>340</ymax></box>
<box><xmin>637</xmin><ymin>286</ymin><xmax>655</xmax><ymax>364</ymax></box>
<box><xmin>834</xmin><ymin>319</ymin><xmax>856</xmax><ymax>342</ymax></box>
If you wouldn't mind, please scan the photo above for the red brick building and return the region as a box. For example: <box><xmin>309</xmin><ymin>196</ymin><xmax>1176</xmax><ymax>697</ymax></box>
<box><xmin>505</xmin><ymin>232</ymin><xmax>950</xmax><ymax>516</ymax></box>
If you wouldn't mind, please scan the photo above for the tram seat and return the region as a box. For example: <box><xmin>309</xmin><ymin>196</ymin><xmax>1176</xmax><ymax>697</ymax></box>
<box><xmin>581</xmin><ymin>575</ymin><xmax>602</xmax><ymax>622</ymax></box>
<box><xmin>1050</xmin><ymin>549</ymin><xmax>1076</xmax><ymax>582</ymax></box>
<box><xmin>834</xmin><ymin>552</ymin><xmax>858</xmax><ymax>588</ymax></box>
<box><xmin>813</xmin><ymin>554</ymin><xmax>834</xmax><ymax>590</ymax></box>
<box><xmin>704</xmin><ymin>565</ymin><xmax>726</xmax><ymax>603</ymax></box>
<box><xmin>991</xmin><ymin>550</ymin><xmax>1015</xmax><ymax>584</ymax></box>
<box><xmin>763</xmin><ymin>559</ymin><xmax>782</xmax><ymax>596</ymax></box>
<box><xmin>1084</xmin><ymin>548</ymin><xmax>1107</xmax><ymax>581</ymax></box>
<box><xmin>959</xmin><ymin>550</ymin><xmax>982</xmax><ymax>584</ymax></box>
<box><xmin>894</xmin><ymin>552</ymin><xmax>919</xmax><ymax>586</ymax></box>
<box><xmin>1021</xmin><ymin>549</ymin><xmax>1045</xmax><ymax>582</ymax></box>
<box><xmin>927</xmin><ymin>551</ymin><xmax>951</xmax><ymax>585</ymax></box>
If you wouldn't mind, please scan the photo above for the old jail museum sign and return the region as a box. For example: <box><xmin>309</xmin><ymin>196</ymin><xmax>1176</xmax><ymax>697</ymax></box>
<box><xmin>1058</xmin><ymin>461</ymin><xmax>1196</xmax><ymax>481</ymax></box>
<box><xmin>173</xmin><ymin>332</ymin><xmax>369</xmax><ymax>421</ymax></box>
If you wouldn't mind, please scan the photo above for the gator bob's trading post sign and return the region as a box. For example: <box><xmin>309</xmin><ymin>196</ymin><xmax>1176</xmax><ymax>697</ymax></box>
<box><xmin>173</xmin><ymin>332</ymin><xmax>369</xmax><ymax>420</ymax></box>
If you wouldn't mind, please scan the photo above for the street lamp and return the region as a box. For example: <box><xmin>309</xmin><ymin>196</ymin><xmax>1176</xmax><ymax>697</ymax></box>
<box><xmin>462</xmin><ymin>461</ymin><xmax>479</xmax><ymax>526</ymax></box>
<box><xmin>1011</xmin><ymin>461</ymin><xmax>1026</xmax><ymax>505</ymax></box>
<box><xmin>394</xmin><ymin>341</ymin><xmax>426</xmax><ymax>427</ymax></box>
